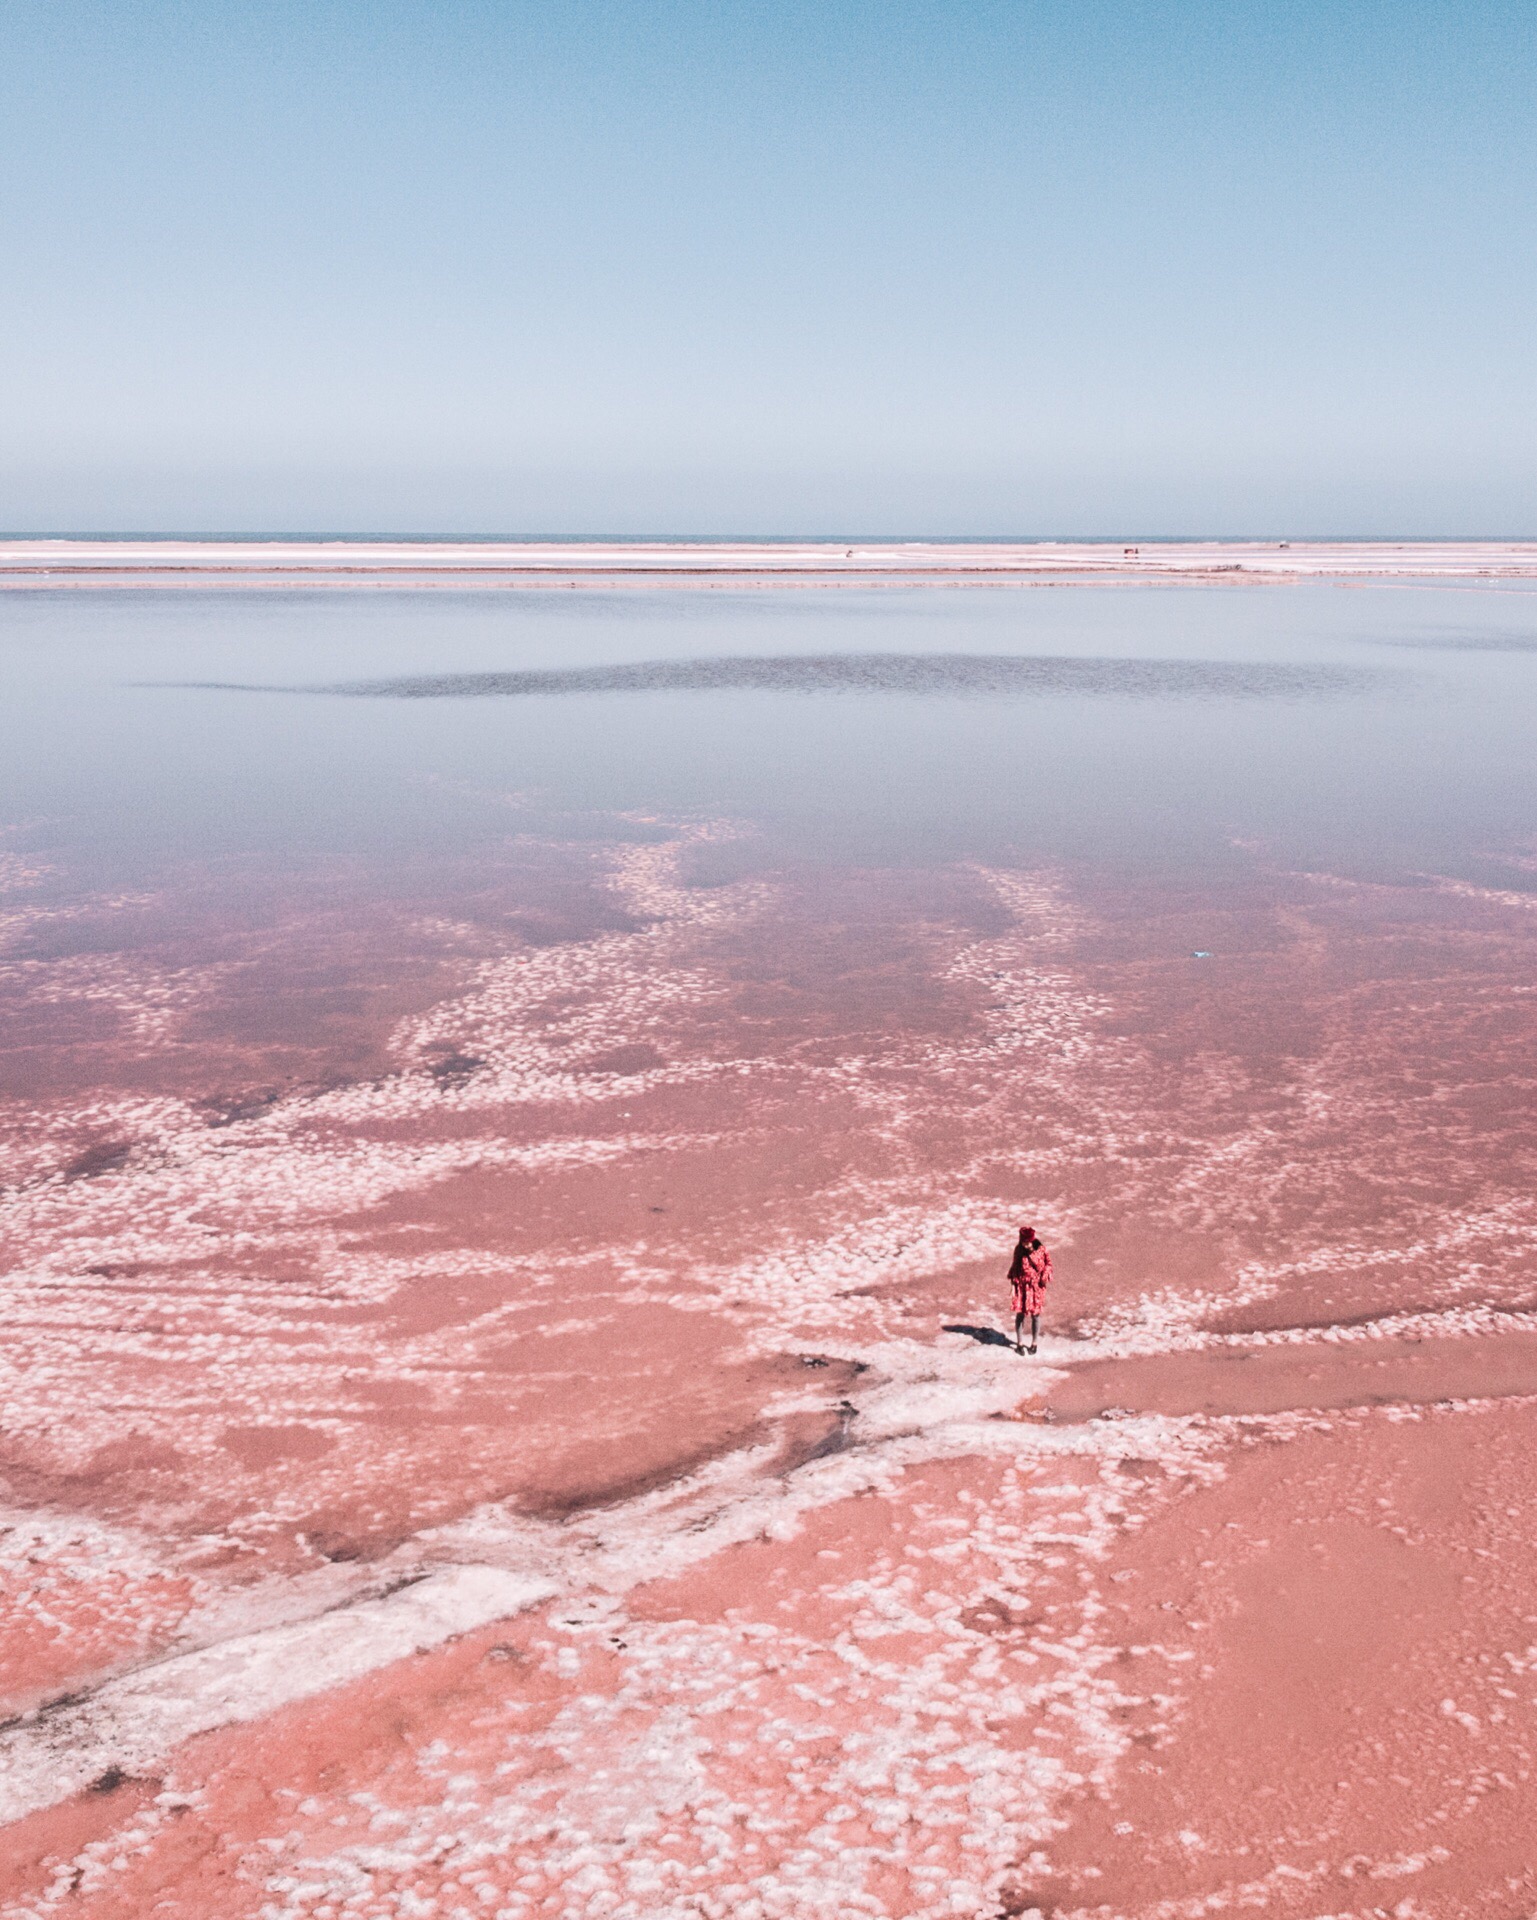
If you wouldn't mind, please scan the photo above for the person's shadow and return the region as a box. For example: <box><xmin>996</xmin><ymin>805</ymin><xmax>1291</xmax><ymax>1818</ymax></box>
<box><xmin>943</xmin><ymin>1323</ymin><xmax>1015</xmax><ymax>1349</ymax></box>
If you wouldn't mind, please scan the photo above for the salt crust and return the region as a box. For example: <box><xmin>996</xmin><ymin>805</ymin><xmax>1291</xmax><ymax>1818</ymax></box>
<box><xmin>4</xmin><ymin>829</ymin><xmax>1537</xmax><ymax>1912</ymax></box>
<box><xmin>12</xmin><ymin>830</ymin><xmax>1526</xmax><ymax>1375</ymax></box>
<box><xmin>0</xmin><ymin>1568</ymin><xmax>553</xmax><ymax>1824</ymax></box>
<box><xmin>80</xmin><ymin>1361</ymin><xmax>1521</xmax><ymax>1919</ymax></box>
<box><xmin>0</xmin><ymin>841</ymin><xmax>1108</xmax><ymax>1419</ymax></box>
<box><xmin>5</xmin><ymin>537</ymin><xmax>1537</xmax><ymax>586</ymax></box>
<box><xmin>0</xmin><ymin>1375</ymin><xmax>1227</xmax><ymax>1918</ymax></box>
<box><xmin>0</xmin><ymin>822</ymin><xmax>1191</xmax><ymax>1890</ymax></box>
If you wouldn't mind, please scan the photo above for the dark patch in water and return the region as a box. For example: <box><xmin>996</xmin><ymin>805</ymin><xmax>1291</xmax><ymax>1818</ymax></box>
<box><xmin>62</xmin><ymin>1139</ymin><xmax>134</xmax><ymax>1181</ymax></box>
<box><xmin>163</xmin><ymin>652</ymin><xmax>1383</xmax><ymax>703</ymax></box>
<box><xmin>201</xmin><ymin>1087</ymin><xmax>285</xmax><ymax>1128</ymax></box>
<box><xmin>427</xmin><ymin>1050</ymin><xmax>485</xmax><ymax>1088</ymax></box>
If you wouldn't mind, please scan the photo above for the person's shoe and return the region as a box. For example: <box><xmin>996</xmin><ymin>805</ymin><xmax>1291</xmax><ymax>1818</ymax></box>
<box><xmin>1027</xmin><ymin>1344</ymin><xmax>1037</xmax><ymax>1355</ymax></box>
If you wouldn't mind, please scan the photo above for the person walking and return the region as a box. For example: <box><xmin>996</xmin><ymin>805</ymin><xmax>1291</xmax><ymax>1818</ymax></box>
<box><xmin>1008</xmin><ymin>1225</ymin><xmax>1052</xmax><ymax>1354</ymax></box>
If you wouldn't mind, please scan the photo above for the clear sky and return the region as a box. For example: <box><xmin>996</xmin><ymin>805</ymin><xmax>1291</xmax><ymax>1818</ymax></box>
<box><xmin>3</xmin><ymin>0</ymin><xmax>1534</xmax><ymax>535</ymax></box>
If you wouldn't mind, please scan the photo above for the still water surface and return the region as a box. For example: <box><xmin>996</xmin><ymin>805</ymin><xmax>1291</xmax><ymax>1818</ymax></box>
<box><xmin>4</xmin><ymin>581</ymin><xmax>1535</xmax><ymax>888</ymax></box>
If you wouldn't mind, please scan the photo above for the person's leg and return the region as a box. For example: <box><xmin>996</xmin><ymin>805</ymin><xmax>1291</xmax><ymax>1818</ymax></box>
<box><xmin>1028</xmin><ymin>1313</ymin><xmax>1039</xmax><ymax>1354</ymax></box>
<box><xmin>1014</xmin><ymin>1311</ymin><xmax>1025</xmax><ymax>1352</ymax></box>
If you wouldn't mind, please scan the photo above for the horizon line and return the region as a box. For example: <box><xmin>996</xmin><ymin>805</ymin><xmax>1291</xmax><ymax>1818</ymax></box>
<box><xmin>6</xmin><ymin>531</ymin><xmax>1537</xmax><ymax>547</ymax></box>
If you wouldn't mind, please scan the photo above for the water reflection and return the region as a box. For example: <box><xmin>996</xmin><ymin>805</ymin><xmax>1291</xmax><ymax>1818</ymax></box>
<box><xmin>1</xmin><ymin>583</ymin><xmax>1534</xmax><ymax>889</ymax></box>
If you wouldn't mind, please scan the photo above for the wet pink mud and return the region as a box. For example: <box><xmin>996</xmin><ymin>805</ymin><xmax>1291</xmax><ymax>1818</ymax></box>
<box><xmin>2</xmin><ymin>827</ymin><xmax>1536</xmax><ymax>1918</ymax></box>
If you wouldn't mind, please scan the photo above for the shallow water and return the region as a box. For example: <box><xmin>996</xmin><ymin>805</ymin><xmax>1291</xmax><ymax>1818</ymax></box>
<box><xmin>4</xmin><ymin>582</ymin><xmax>1536</xmax><ymax>885</ymax></box>
<box><xmin>2</xmin><ymin>580</ymin><xmax>1536</xmax><ymax>1917</ymax></box>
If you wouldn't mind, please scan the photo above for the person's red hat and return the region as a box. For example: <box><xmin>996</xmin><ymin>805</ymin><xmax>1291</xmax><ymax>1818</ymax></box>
<box><xmin>1018</xmin><ymin>1224</ymin><xmax>1034</xmax><ymax>1237</ymax></box>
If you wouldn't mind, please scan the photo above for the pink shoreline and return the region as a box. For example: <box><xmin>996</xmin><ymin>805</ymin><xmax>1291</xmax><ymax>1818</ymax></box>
<box><xmin>4</xmin><ymin>536</ymin><xmax>1537</xmax><ymax>589</ymax></box>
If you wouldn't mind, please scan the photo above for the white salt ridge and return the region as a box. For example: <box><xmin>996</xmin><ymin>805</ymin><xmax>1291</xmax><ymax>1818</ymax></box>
<box><xmin>243</xmin><ymin>1394</ymin><xmax>1224</xmax><ymax>1920</ymax></box>
<box><xmin>0</xmin><ymin>1567</ymin><xmax>553</xmax><ymax>1825</ymax></box>
<box><xmin>17</xmin><ymin>1304</ymin><xmax>1459</xmax><ymax>1914</ymax></box>
<box><xmin>1222</xmin><ymin>1301</ymin><xmax>1537</xmax><ymax>1350</ymax></box>
<box><xmin>6</xmin><ymin>536</ymin><xmax>1536</xmax><ymax>585</ymax></box>
<box><xmin>0</xmin><ymin>1330</ymin><xmax>1214</xmax><ymax>1838</ymax></box>
<box><xmin>1226</xmin><ymin>1198</ymin><xmax>1537</xmax><ymax>1290</ymax></box>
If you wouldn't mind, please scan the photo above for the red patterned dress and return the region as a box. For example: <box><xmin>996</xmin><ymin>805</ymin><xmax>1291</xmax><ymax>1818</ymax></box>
<box><xmin>1012</xmin><ymin>1245</ymin><xmax>1052</xmax><ymax>1317</ymax></box>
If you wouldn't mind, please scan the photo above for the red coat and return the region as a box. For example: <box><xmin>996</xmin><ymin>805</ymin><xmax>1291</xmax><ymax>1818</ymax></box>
<box><xmin>1011</xmin><ymin>1246</ymin><xmax>1052</xmax><ymax>1316</ymax></box>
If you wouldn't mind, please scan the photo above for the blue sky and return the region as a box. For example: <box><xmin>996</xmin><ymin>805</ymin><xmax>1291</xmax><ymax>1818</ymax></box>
<box><xmin>2</xmin><ymin>0</ymin><xmax>1533</xmax><ymax>534</ymax></box>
